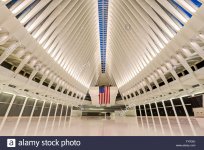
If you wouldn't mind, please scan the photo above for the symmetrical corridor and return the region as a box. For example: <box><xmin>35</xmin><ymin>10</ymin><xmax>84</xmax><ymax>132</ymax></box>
<box><xmin>0</xmin><ymin>0</ymin><xmax>204</xmax><ymax>137</ymax></box>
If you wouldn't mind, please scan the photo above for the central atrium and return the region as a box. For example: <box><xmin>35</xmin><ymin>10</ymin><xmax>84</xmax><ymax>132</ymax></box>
<box><xmin>0</xmin><ymin>0</ymin><xmax>204</xmax><ymax>137</ymax></box>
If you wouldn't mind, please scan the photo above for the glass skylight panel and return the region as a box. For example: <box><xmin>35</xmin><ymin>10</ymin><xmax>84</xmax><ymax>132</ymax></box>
<box><xmin>98</xmin><ymin>0</ymin><xmax>109</xmax><ymax>73</ymax></box>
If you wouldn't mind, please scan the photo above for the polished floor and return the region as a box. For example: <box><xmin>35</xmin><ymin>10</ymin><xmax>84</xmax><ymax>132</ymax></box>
<box><xmin>0</xmin><ymin>116</ymin><xmax>204</xmax><ymax>136</ymax></box>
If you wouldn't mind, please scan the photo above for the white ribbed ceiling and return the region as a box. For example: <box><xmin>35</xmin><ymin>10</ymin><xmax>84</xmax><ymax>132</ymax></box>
<box><xmin>2</xmin><ymin>0</ymin><xmax>100</xmax><ymax>89</ymax></box>
<box><xmin>106</xmin><ymin>0</ymin><xmax>200</xmax><ymax>89</ymax></box>
<box><xmin>1</xmin><ymin>0</ymin><xmax>203</xmax><ymax>94</ymax></box>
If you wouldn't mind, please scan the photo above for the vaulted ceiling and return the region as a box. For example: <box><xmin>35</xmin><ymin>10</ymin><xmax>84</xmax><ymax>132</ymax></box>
<box><xmin>2</xmin><ymin>0</ymin><xmax>100</xmax><ymax>90</ymax></box>
<box><xmin>107</xmin><ymin>0</ymin><xmax>199</xmax><ymax>89</ymax></box>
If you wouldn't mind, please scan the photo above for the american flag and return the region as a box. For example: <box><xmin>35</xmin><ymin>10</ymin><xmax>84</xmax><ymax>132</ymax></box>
<box><xmin>99</xmin><ymin>86</ymin><xmax>110</xmax><ymax>105</ymax></box>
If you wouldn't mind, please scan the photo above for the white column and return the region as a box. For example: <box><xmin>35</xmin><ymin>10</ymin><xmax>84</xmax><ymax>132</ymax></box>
<box><xmin>180</xmin><ymin>97</ymin><xmax>196</xmax><ymax>136</ymax></box>
<box><xmin>43</xmin><ymin>101</ymin><xmax>53</xmax><ymax>135</ymax></box>
<box><xmin>12</xmin><ymin>97</ymin><xmax>28</xmax><ymax>136</ymax></box>
<box><xmin>22</xmin><ymin>69</ymin><xmax>38</xmax><ymax>89</ymax></box>
<box><xmin>161</xmin><ymin>101</ymin><xmax>174</xmax><ymax>135</ymax></box>
<box><xmin>139</xmin><ymin>105</ymin><xmax>145</xmax><ymax>132</ymax></box>
<box><xmin>155</xmin><ymin>102</ymin><xmax>165</xmax><ymax>135</ymax></box>
<box><xmin>68</xmin><ymin>106</ymin><xmax>73</xmax><ymax>128</ymax></box>
<box><xmin>149</xmin><ymin>103</ymin><xmax>157</xmax><ymax>133</ymax></box>
<box><xmin>0</xmin><ymin>94</ymin><xmax>16</xmax><ymax>132</ymax></box>
<box><xmin>63</xmin><ymin>105</ymin><xmax>69</xmax><ymax>129</ymax></box>
<box><xmin>58</xmin><ymin>104</ymin><xmax>64</xmax><ymax>129</ymax></box>
<box><xmin>135</xmin><ymin>106</ymin><xmax>139</xmax><ymax>127</ymax></box>
<box><xmin>51</xmin><ymin>103</ymin><xmax>59</xmax><ymax>133</ymax></box>
<box><xmin>34</xmin><ymin>100</ymin><xmax>46</xmax><ymax>136</ymax></box>
<box><xmin>24</xmin><ymin>99</ymin><xmax>38</xmax><ymax>136</ymax></box>
<box><xmin>170</xmin><ymin>99</ymin><xmax>184</xmax><ymax>136</ymax></box>
<box><xmin>0</xmin><ymin>43</ymin><xmax>19</xmax><ymax>64</ymax></box>
<box><xmin>144</xmin><ymin>104</ymin><xmax>150</xmax><ymax>130</ymax></box>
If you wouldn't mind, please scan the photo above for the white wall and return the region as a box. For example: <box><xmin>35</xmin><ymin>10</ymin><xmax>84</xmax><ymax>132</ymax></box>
<box><xmin>125</xmin><ymin>109</ymin><xmax>136</xmax><ymax>116</ymax></box>
<box><xmin>71</xmin><ymin>110</ymin><xmax>82</xmax><ymax>117</ymax></box>
<box><xmin>193</xmin><ymin>108</ymin><xmax>204</xmax><ymax>117</ymax></box>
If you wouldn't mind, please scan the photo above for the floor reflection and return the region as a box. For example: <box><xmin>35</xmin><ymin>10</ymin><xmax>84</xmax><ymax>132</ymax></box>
<box><xmin>0</xmin><ymin>116</ymin><xmax>203</xmax><ymax>136</ymax></box>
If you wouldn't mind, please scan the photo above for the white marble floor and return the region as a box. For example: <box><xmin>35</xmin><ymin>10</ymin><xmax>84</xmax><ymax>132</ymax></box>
<box><xmin>0</xmin><ymin>116</ymin><xmax>204</xmax><ymax>136</ymax></box>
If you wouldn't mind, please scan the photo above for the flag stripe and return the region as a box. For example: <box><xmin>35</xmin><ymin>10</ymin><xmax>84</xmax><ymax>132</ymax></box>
<box><xmin>105</xmin><ymin>87</ymin><xmax>107</xmax><ymax>104</ymax></box>
<box><xmin>107</xmin><ymin>87</ymin><xmax>109</xmax><ymax>104</ymax></box>
<box><xmin>107</xmin><ymin>86</ymin><xmax>109</xmax><ymax>104</ymax></box>
<box><xmin>107</xmin><ymin>86</ymin><xmax>110</xmax><ymax>104</ymax></box>
<box><xmin>99</xmin><ymin>86</ymin><xmax>110</xmax><ymax>105</ymax></box>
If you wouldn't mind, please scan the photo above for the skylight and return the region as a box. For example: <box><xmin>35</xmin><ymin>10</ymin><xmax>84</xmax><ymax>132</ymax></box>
<box><xmin>98</xmin><ymin>0</ymin><xmax>109</xmax><ymax>73</ymax></box>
